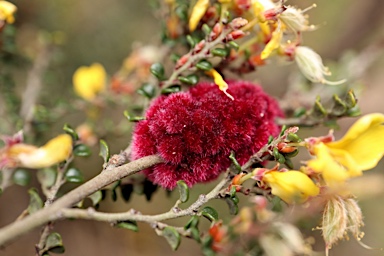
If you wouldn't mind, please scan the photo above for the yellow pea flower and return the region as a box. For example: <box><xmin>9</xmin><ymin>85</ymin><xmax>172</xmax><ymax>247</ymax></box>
<box><xmin>308</xmin><ymin>113</ymin><xmax>384</xmax><ymax>185</ymax></box>
<box><xmin>6</xmin><ymin>134</ymin><xmax>72</xmax><ymax>169</ymax></box>
<box><xmin>262</xmin><ymin>170</ymin><xmax>320</xmax><ymax>204</ymax></box>
<box><xmin>206</xmin><ymin>69</ymin><xmax>234</xmax><ymax>100</ymax></box>
<box><xmin>73</xmin><ymin>63</ymin><xmax>106</xmax><ymax>101</ymax></box>
<box><xmin>0</xmin><ymin>0</ymin><xmax>17</xmax><ymax>24</ymax></box>
<box><xmin>260</xmin><ymin>23</ymin><xmax>282</xmax><ymax>60</ymax></box>
<box><xmin>189</xmin><ymin>0</ymin><xmax>209</xmax><ymax>32</ymax></box>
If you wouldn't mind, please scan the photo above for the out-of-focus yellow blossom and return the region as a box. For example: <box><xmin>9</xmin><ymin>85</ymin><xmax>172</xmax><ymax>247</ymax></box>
<box><xmin>260</xmin><ymin>23</ymin><xmax>282</xmax><ymax>60</ymax></box>
<box><xmin>3</xmin><ymin>134</ymin><xmax>72</xmax><ymax>169</ymax></box>
<box><xmin>262</xmin><ymin>170</ymin><xmax>319</xmax><ymax>204</ymax></box>
<box><xmin>73</xmin><ymin>63</ymin><xmax>106</xmax><ymax>101</ymax></box>
<box><xmin>189</xmin><ymin>0</ymin><xmax>209</xmax><ymax>32</ymax></box>
<box><xmin>308</xmin><ymin>113</ymin><xmax>384</xmax><ymax>185</ymax></box>
<box><xmin>294</xmin><ymin>46</ymin><xmax>346</xmax><ymax>85</ymax></box>
<box><xmin>206</xmin><ymin>69</ymin><xmax>234</xmax><ymax>100</ymax></box>
<box><xmin>0</xmin><ymin>0</ymin><xmax>17</xmax><ymax>24</ymax></box>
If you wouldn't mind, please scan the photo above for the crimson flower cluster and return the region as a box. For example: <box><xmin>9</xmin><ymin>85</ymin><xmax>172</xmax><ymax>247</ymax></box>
<box><xmin>131</xmin><ymin>81</ymin><xmax>283</xmax><ymax>189</ymax></box>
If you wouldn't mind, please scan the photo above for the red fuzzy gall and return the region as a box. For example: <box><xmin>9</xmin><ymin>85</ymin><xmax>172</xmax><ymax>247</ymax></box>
<box><xmin>131</xmin><ymin>81</ymin><xmax>283</xmax><ymax>189</ymax></box>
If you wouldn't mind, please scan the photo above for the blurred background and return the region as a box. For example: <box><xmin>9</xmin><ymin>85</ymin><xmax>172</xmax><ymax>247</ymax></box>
<box><xmin>1</xmin><ymin>0</ymin><xmax>384</xmax><ymax>255</ymax></box>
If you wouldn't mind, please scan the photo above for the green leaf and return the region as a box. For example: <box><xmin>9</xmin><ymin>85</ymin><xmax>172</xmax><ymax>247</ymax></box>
<box><xmin>73</xmin><ymin>144</ymin><xmax>91</xmax><ymax>157</ymax></box>
<box><xmin>99</xmin><ymin>139</ymin><xmax>110</xmax><ymax>163</ymax></box>
<box><xmin>161</xmin><ymin>85</ymin><xmax>181</xmax><ymax>95</ymax></box>
<box><xmin>162</xmin><ymin>226</ymin><xmax>181</xmax><ymax>251</ymax></box>
<box><xmin>63</xmin><ymin>123</ymin><xmax>79</xmax><ymax>141</ymax></box>
<box><xmin>228</xmin><ymin>41</ymin><xmax>239</xmax><ymax>50</ymax></box>
<box><xmin>332</xmin><ymin>94</ymin><xmax>347</xmax><ymax>116</ymax></box>
<box><xmin>229</xmin><ymin>186</ymin><xmax>237</xmax><ymax>198</ymax></box>
<box><xmin>37</xmin><ymin>168</ymin><xmax>57</xmax><ymax>188</ymax></box>
<box><xmin>123</xmin><ymin>110</ymin><xmax>145</xmax><ymax>122</ymax></box>
<box><xmin>150</xmin><ymin>63</ymin><xmax>165</xmax><ymax>80</ymax></box>
<box><xmin>184</xmin><ymin>216</ymin><xmax>200</xmax><ymax>230</ymax></box>
<box><xmin>176</xmin><ymin>180</ymin><xmax>189</xmax><ymax>203</ymax></box>
<box><xmin>211</xmin><ymin>48</ymin><xmax>229</xmax><ymax>57</ymax></box>
<box><xmin>345</xmin><ymin>90</ymin><xmax>357</xmax><ymax>108</ymax></box>
<box><xmin>284</xmin><ymin>149</ymin><xmax>299</xmax><ymax>158</ymax></box>
<box><xmin>346</xmin><ymin>105</ymin><xmax>361</xmax><ymax>117</ymax></box>
<box><xmin>116</xmin><ymin>220</ymin><xmax>139</xmax><ymax>232</ymax></box>
<box><xmin>64</xmin><ymin>168</ymin><xmax>84</xmax><ymax>183</ymax></box>
<box><xmin>189</xmin><ymin>227</ymin><xmax>201</xmax><ymax>242</ymax></box>
<box><xmin>284</xmin><ymin>157</ymin><xmax>294</xmax><ymax>169</ymax></box>
<box><xmin>229</xmin><ymin>152</ymin><xmax>241</xmax><ymax>174</ymax></box>
<box><xmin>137</xmin><ymin>83</ymin><xmax>156</xmax><ymax>99</ymax></box>
<box><xmin>225</xmin><ymin>197</ymin><xmax>239</xmax><ymax>215</ymax></box>
<box><xmin>178</xmin><ymin>74</ymin><xmax>199</xmax><ymax>85</ymax></box>
<box><xmin>88</xmin><ymin>190</ymin><xmax>103</xmax><ymax>206</ymax></box>
<box><xmin>28</xmin><ymin>188</ymin><xmax>43</xmax><ymax>214</ymax></box>
<box><xmin>279</xmin><ymin>125</ymin><xmax>287</xmax><ymax>136</ymax></box>
<box><xmin>12</xmin><ymin>169</ymin><xmax>31</xmax><ymax>186</ymax></box>
<box><xmin>201</xmin><ymin>206</ymin><xmax>218</xmax><ymax>222</ymax></box>
<box><xmin>287</xmin><ymin>133</ymin><xmax>301</xmax><ymax>143</ymax></box>
<box><xmin>195</xmin><ymin>60</ymin><xmax>213</xmax><ymax>71</ymax></box>
<box><xmin>271</xmin><ymin>196</ymin><xmax>283</xmax><ymax>212</ymax></box>
<box><xmin>293</xmin><ymin>107</ymin><xmax>306</xmax><ymax>117</ymax></box>
<box><xmin>186</xmin><ymin>35</ymin><xmax>196</xmax><ymax>48</ymax></box>
<box><xmin>311</xmin><ymin>96</ymin><xmax>327</xmax><ymax>118</ymax></box>
<box><xmin>46</xmin><ymin>232</ymin><xmax>65</xmax><ymax>254</ymax></box>
<box><xmin>202</xmin><ymin>24</ymin><xmax>211</xmax><ymax>36</ymax></box>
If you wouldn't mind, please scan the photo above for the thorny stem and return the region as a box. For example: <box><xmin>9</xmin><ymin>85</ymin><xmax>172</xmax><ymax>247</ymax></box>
<box><xmin>0</xmin><ymin>154</ymin><xmax>163</xmax><ymax>247</ymax></box>
<box><xmin>160</xmin><ymin>26</ymin><xmax>236</xmax><ymax>90</ymax></box>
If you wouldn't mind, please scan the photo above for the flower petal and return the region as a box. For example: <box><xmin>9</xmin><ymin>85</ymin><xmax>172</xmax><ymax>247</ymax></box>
<box><xmin>263</xmin><ymin>170</ymin><xmax>319</xmax><ymax>204</ymax></box>
<box><xmin>73</xmin><ymin>63</ymin><xmax>106</xmax><ymax>101</ymax></box>
<box><xmin>206</xmin><ymin>69</ymin><xmax>234</xmax><ymax>100</ymax></box>
<box><xmin>17</xmin><ymin>134</ymin><xmax>73</xmax><ymax>169</ymax></box>
<box><xmin>327</xmin><ymin>113</ymin><xmax>384</xmax><ymax>170</ymax></box>
<box><xmin>189</xmin><ymin>0</ymin><xmax>209</xmax><ymax>32</ymax></box>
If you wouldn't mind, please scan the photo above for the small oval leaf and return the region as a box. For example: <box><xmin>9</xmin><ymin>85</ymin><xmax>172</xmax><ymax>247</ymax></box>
<box><xmin>64</xmin><ymin>168</ymin><xmax>84</xmax><ymax>183</ymax></box>
<box><xmin>161</xmin><ymin>85</ymin><xmax>181</xmax><ymax>95</ymax></box>
<box><xmin>63</xmin><ymin>124</ymin><xmax>79</xmax><ymax>141</ymax></box>
<box><xmin>150</xmin><ymin>63</ymin><xmax>165</xmax><ymax>80</ymax></box>
<box><xmin>88</xmin><ymin>190</ymin><xmax>103</xmax><ymax>206</ymax></box>
<box><xmin>46</xmin><ymin>232</ymin><xmax>65</xmax><ymax>254</ymax></box>
<box><xmin>184</xmin><ymin>216</ymin><xmax>200</xmax><ymax>230</ymax></box>
<box><xmin>28</xmin><ymin>188</ymin><xmax>43</xmax><ymax>214</ymax></box>
<box><xmin>116</xmin><ymin>220</ymin><xmax>139</xmax><ymax>232</ymax></box>
<box><xmin>201</xmin><ymin>206</ymin><xmax>218</xmax><ymax>222</ymax></box>
<box><xmin>162</xmin><ymin>226</ymin><xmax>181</xmax><ymax>251</ymax></box>
<box><xmin>195</xmin><ymin>60</ymin><xmax>213</xmax><ymax>71</ymax></box>
<box><xmin>176</xmin><ymin>180</ymin><xmax>189</xmax><ymax>203</ymax></box>
<box><xmin>37</xmin><ymin>168</ymin><xmax>57</xmax><ymax>188</ymax></box>
<box><xmin>225</xmin><ymin>197</ymin><xmax>239</xmax><ymax>215</ymax></box>
<box><xmin>137</xmin><ymin>83</ymin><xmax>156</xmax><ymax>99</ymax></box>
<box><xmin>73</xmin><ymin>144</ymin><xmax>91</xmax><ymax>157</ymax></box>
<box><xmin>99</xmin><ymin>139</ymin><xmax>110</xmax><ymax>163</ymax></box>
<box><xmin>12</xmin><ymin>169</ymin><xmax>31</xmax><ymax>186</ymax></box>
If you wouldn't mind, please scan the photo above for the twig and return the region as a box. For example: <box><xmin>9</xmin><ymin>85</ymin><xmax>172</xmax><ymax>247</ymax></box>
<box><xmin>60</xmin><ymin>176</ymin><xmax>230</xmax><ymax>224</ymax></box>
<box><xmin>160</xmin><ymin>26</ymin><xmax>237</xmax><ymax>90</ymax></box>
<box><xmin>0</xmin><ymin>154</ymin><xmax>163</xmax><ymax>247</ymax></box>
<box><xmin>20</xmin><ymin>44</ymin><xmax>53</xmax><ymax>134</ymax></box>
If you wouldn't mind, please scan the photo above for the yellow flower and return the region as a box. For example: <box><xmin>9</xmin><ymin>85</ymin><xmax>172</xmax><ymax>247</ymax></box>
<box><xmin>0</xmin><ymin>0</ymin><xmax>17</xmax><ymax>24</ymax></box>
<box><xmin>308</xmin><ymin>113</ymin><xmax>384</xmax><ymax>185</ymax></box>
<box><xmin>189</xmin><ymin>0</ymin><xmax>209</xmax><ymax>32</ymax></box>
<box><xmin>73</xmin><ymin>63</ymin><xmax>106</xmax><ymax>101</ymax></box>
<box><xmin>262</xmin><ymin>170</ymin><xmax>319</xmax><ymax>204</ymax></box>
<box><xmin>206</xmin><ymin>69</ymin><xmax>234</xmax><ymax>100</ymax></box>
<box><xmin>260</xmin><ymin>23</ymin><xmax>282</xmax><ymax>60</ymax></box>
<box><xmin>6</xmin><ymin>134</ymin><xmax>72</xmax><ymax>169</ymax></box>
